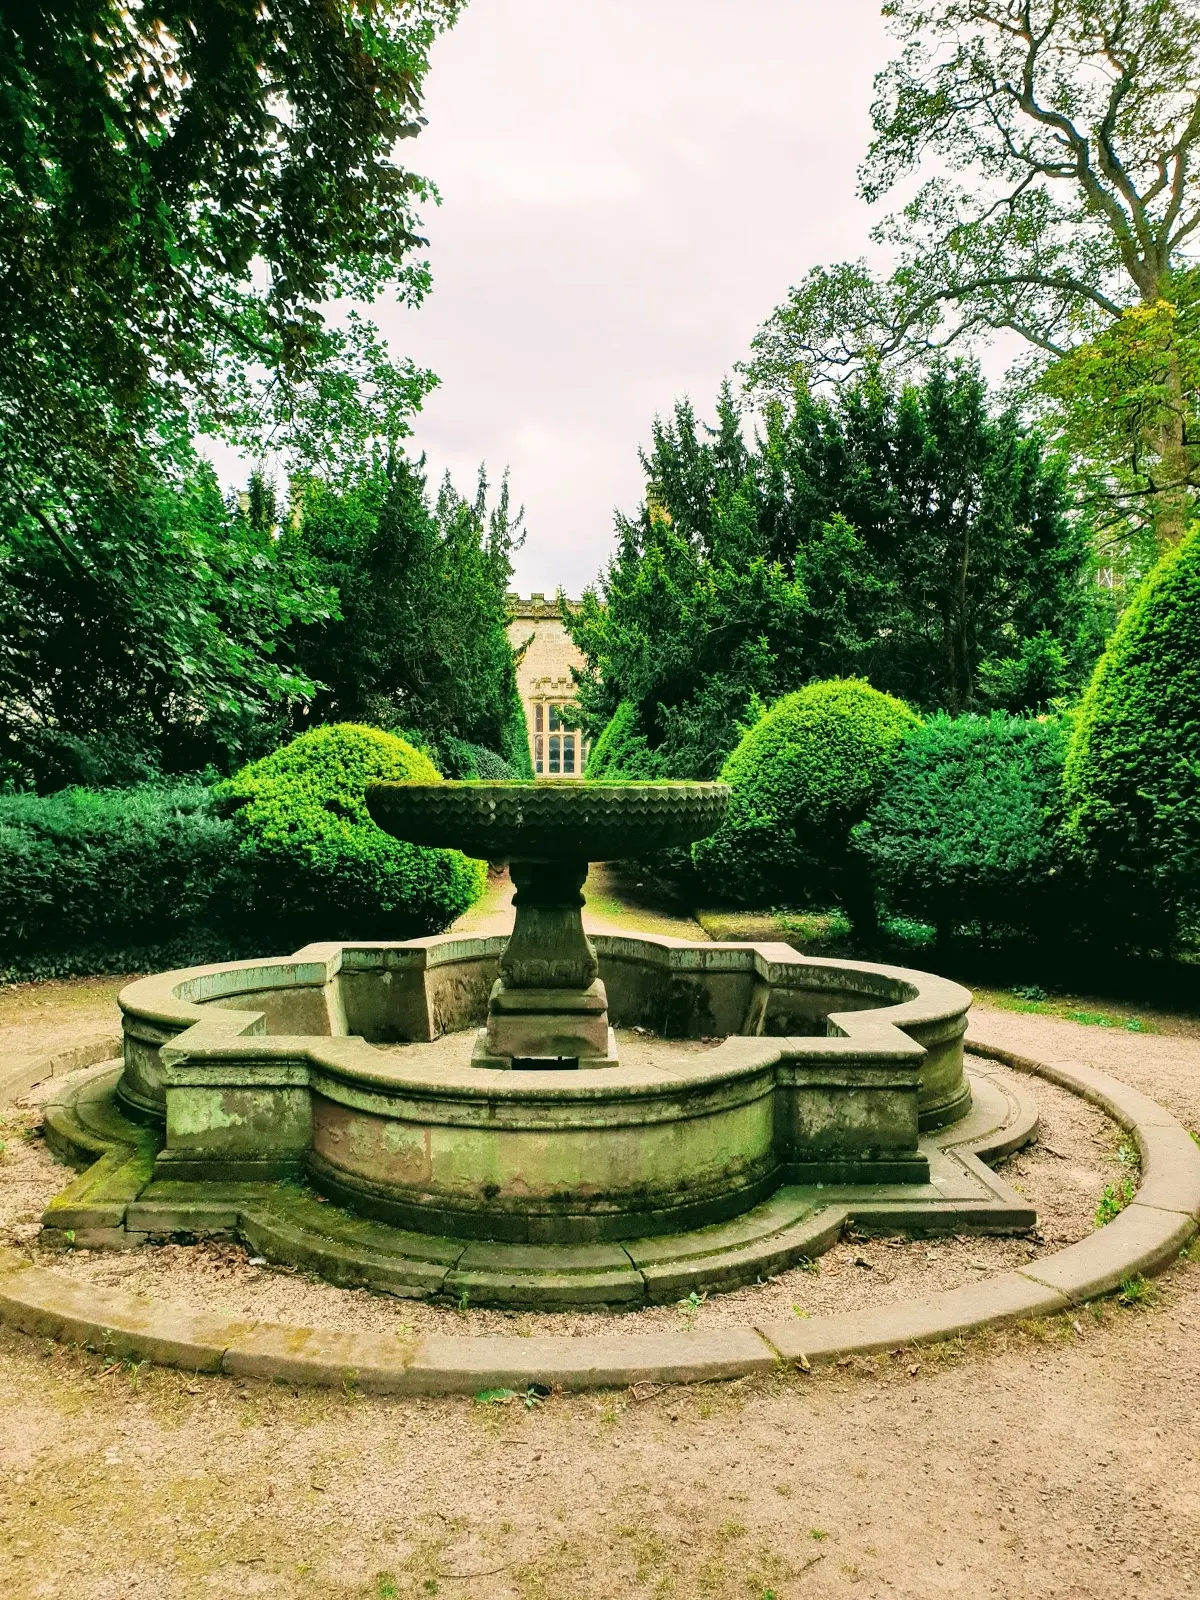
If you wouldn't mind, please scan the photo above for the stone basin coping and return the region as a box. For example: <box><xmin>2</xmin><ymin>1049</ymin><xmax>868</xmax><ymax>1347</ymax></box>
<box><xmin>118</xmin><ymin>935</ymin><xmax>971</xmax><ymax>1067</ymax></box>
<box><xmin>115</xmin><ymin>935</ymin><xmax>973</xmax><ymax>1137</ymax></box>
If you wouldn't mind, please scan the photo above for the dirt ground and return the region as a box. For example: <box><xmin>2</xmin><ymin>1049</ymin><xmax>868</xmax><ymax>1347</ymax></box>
<box><xmin>1</xmin><ymin>987</ymin><xmax>1199</xmax><ymax>1599</ymax></box>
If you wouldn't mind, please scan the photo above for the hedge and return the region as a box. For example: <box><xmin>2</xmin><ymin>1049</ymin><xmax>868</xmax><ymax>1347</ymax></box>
<box><xmin>0</xmin><ymin>783</ymin><xmax>242</xmax><ymax>980</ymax></box>
<box><xmin>1062</xmin><ymin>525</ymin><xmax>1200</xmax><ymax>945</ymax></box>
<box><xmin>853</xmin><ymin>713</ymin><xmax>1070</xmax><ymax>942</ymax></box>
<box><xmin>217</xmin><ymin>723</ymin><xmax>486</xmax><ymax>943</ymax></box>
<box><xmin>440</xmin><ymin>737</ymin><xmax>519</xmax><ymax>781</ymax></box>
<box><xmin>584</xmin><ymin>700</ymin><xmax>661</xmax><ymax>780</ymax></box>
<box><xmin>693</xmin><ymin>679</ymin><xmax>917</xmax><ymax>921</ymax></box>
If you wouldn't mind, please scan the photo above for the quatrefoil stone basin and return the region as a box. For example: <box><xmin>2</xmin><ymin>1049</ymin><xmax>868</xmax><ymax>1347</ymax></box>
<box><xmin>364</xmin><ymin>780</ymin><xmax>730</xmax><ymax>864</ymax></box>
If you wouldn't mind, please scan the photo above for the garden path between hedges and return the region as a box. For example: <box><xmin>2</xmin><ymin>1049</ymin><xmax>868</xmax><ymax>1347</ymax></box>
<box><xmin>1</xmin><ymin>894</ymin><xmax>1199</xmax><ymax>1600</ymax></box>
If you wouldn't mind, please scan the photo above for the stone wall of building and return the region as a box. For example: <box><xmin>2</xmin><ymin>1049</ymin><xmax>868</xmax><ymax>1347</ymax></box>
<box><xmin>506</xmin><ymin>593</ymin><xmax>590</xmax><ymax>778</ymax></box>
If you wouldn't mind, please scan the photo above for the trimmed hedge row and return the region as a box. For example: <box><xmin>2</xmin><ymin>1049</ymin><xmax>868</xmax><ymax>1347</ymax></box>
<box><xmin>692</xmin><ymin>531</ymin><xmax>1200</xmax><ymax>951</ymax></box>
<box><xmin>0</xmin><ymin>783</ymin><xmax>241</xmax><ymax>979</ymax></box>
<box><xmin>0</xmin><ymin>725</ymin><xmax>486</xmax><ymax>980</ymax></box>
<box><xmin>1062</xmin><ymin>524</ymin><xmax>1200</xmax><ymax>940</ymax></box>
<box><xmin>217</xmin><ymin>724</ymin><xmax>485</xmax><ymax>945</ymax></box>
<box><xmin>853</xmin><ymin>713</ymin><xmax>1070</xmax><ymax>942</ymax></box>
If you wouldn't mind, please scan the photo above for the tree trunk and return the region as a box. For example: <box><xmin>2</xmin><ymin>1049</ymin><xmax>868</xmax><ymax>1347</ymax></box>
<box><xmin>1145</xmin><ymin>294</ymin><xmax>1194</xmax><ymax>551</ymax></box>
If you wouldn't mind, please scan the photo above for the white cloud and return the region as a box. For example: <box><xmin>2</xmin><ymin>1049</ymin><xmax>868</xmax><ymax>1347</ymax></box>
<box><xmin>210</xmin><ymin>2</ymin><xmax>903</xmax><ymax>596</ymax></box>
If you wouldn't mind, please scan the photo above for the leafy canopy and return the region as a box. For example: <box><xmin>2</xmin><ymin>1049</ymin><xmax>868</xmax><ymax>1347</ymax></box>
<box><xmin>744</xmin><ymin>1</ymin><xmax>1200</xmax><ymax>549</ymax></box>
<box><xmin>0</xmin><ymin>0</ymin><xmax>459</xmax><ymax>532</ymax></box>
<box><xmin>286</xmin><ymin>458</ymin><xmax>531</xmax><ymax>775</ymax></box>
<box><xmin>0</xmin><ymin>462</ymin><xmax>334</xmax><ymax>791</ymax></box>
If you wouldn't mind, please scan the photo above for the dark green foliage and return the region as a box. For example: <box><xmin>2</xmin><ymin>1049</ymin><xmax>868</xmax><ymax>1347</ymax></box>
<box><xmin>1062</xmin><ymin>526</ymin><xmax>1200</xmax><ymax>943</ymax></box>
<box><xmin>853</xmin><ymin>714</ymin><xmax>1070</xmax><ymax>942</ymax></box>
<box><xmin>585</xmin><ymin>702</ymin><xmax>661</xmax><ymax>779</ymax></box>
<box><xmin>499</xmin><ymin>679</ymin><xmax>535</xmax><ymax>780</ymax></box>
<box><xmin>0</xmin><ymin>463</ymin><xmax>333</xmax><ymax>790</ymax></box>
<box><xmin>1</xmin><ymin>0</ymin><xmax>455</xmax><ymax>525</ymax></box>
<box><xmin>569</xmin><ymin>368</ymin><xmax>1103</xmax><ymax>782</ymax></box>
<box><xmin>0</xmin><ymin>784</ymin><xmax>246</xmax><ymax>979</ymax></box>
<box><xmin>286</xmin><ymin>461</ymin><xmax>527</xmax><ymax>764</ymax></box>
<box><xmin>217</xmin><ymin>724</ymin><xmax>485</xmax><ymax>943</ymax></box>
<box><xmin>693</xmin><ymin>680</ymin><xmax>918</xmax><ymax>920</ymax></box>
<box><xmin>440</xmin><ymin>739</ymin><xmax>518</xmax><ymax>781</ymax></box>
<box><xmin>569</xmin><ymin>385</ymin><xmax>810</xmax><ymax>779</ymax></box>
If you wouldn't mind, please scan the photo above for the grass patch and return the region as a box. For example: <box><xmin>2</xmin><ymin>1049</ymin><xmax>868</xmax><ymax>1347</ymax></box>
<box><xmin>1095</xmin><ymin>1176</ymin><xmax>1137</xmax><ymax>1227</ymax></box>
<box><xmin>1117</xmin><ymin>1274</ymin><xmax>1159</xmax><ymax>1309</ymax></box>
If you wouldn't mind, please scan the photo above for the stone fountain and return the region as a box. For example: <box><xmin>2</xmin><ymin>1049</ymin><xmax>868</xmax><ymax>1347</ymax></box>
<box><xmin>366</xmin><ymin>781</ymin><xmax>729</xmax><ymax>1070</ymax></box>
<box><xmin>37</xmin><ymin>779</ymin><xmax>1040</xmax><ymax>1307</ymax></box>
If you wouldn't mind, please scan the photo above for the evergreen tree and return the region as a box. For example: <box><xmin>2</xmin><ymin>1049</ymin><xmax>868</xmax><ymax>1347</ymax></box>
<box><xmin>571</xmin><ymin>365</ymin><xmax>1104</xmax><ymax>778</ymax></box>
<box><xmin>287</xmin><ymin>458</ymin><xmax>527</xmax><ymax>765</ymax></box>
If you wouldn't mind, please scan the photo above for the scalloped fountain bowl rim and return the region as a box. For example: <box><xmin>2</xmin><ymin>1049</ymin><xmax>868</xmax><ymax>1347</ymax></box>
<box><xmin>365</xmin><ymin>778</ymin><xmax>731</xmax><ymax>860</ymax></box>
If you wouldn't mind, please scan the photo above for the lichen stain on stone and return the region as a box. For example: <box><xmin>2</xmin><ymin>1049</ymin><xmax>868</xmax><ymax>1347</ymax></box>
<box><xmin>168</xmin><ymin>1093</ymin><xmax>247</xmax><ymax>1136</ymax></box>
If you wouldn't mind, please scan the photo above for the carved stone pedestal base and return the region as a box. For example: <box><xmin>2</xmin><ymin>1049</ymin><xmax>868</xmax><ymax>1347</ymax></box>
<box><xmin>472</xmin><ymin>978</ymin><xmax>620</xmax><ymax>1069</ymax></box>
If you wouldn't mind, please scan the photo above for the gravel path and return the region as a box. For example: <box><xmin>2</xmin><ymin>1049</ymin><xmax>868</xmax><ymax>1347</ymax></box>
<box><xmin>1</xmin><ymin>984</ymin><xmax>1198</xmax><ymax>1599</ymax></box>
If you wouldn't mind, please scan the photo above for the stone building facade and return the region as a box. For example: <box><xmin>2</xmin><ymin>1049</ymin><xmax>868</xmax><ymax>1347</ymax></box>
<box><xmin>505</xmin><ymin>593</ymin><xmax>590</xmax><ymax>778</ymax></box>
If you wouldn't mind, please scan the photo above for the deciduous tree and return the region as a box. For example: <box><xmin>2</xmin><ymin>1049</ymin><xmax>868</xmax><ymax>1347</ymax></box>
<box><xmin>744</xmin><ymin>1</ymin><xmax>1200</xmax><ymax>550</ymax></box>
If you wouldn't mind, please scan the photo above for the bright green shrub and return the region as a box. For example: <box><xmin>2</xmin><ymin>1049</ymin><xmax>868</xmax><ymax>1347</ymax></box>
<box><xmin>218</xmin><ymin>724</ymin><xmax>486</xmax><ymax>942</ymax></box>
<box><xmin>0</xmin><ymin>784</ymin><xmax>241</xmax><ymax>979</ymax></box>
<box><xmin>585</xmin><ymin>701</ymin><xmax>661</xmax><ymax>779</ymax></box>
<box><xmin>693</xmin><ymin>679</ymin><xmax>918</xmax><ymax>918</ymax></box>
<box><xmin>853</xmin><ymin>713</ymin><xmax>1070</xmax><ymax>941</ymax></box>
<box><xmin>500</xmin><ymin>683</ymin><xmax>535</xmax><ymax>779</ymax></box>
<box><xmin>1062</xmin><ymin>526</ymin><xmax>1200</xmax><ymax>944</ymax></box>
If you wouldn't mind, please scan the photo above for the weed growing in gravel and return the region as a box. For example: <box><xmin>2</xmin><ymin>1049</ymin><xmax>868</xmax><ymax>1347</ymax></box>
<box><xmin>1095</xmin><ymin>1177</ymin><xmax>1136</xmax><ymax>1226</ymax></box>
<box><xmin>1117</xmin><ymin>1274</ymin><xmax>1159</xmax><ymax>1309</ymax></box>
<box><xmin>678</xmin><ymin>1289</ymin><xmax>707</xmax><ymax>1330</ymax></box>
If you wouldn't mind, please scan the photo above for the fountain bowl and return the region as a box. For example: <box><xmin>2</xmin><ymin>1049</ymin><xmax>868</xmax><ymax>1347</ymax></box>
<box><xmin>366</xmin><ymin>779</ymin><xmax>729</xmax><ymax>862</ymax></box>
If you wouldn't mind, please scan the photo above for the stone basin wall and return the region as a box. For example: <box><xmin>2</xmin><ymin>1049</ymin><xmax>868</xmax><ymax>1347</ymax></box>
<box><xmin>114</xmin><ymin>936</ymin><xmax>972</xmax><ymax>1245</ymax></box>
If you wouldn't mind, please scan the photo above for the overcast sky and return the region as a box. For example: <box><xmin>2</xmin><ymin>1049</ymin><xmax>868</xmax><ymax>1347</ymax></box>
<box><xmin>372</xmin><ymin>0</ymin><xmax>898</xmax><ymax>596</ymax></box>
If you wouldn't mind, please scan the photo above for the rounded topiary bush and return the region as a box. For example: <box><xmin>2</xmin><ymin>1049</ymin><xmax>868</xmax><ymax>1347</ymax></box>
<box><xmin>693</xmin><ymin>679</ymin><xmax>918</xmax><ymax>919</ymax></box>
<box><xmin>218</xmin><ymin>724</ymin><xmax>486</xmax><ymax>943</ymax></box>
<box><xmin>853</xmin><ymin>713</ymin><xmax>1069</xmax><ymax>943</ymax></box>
<box><xmin>1062</xmin><ymin>525</ymin><xmax>1200</xmax><ymax>946</ymax></box>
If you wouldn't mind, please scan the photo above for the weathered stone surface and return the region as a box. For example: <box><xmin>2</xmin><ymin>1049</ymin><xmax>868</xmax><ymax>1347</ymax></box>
<box><xmin>1130</xmin><ymin>1122</ymin><xmax>1200</xmax><ymax>1218</ymax></box>
<box><xmin>0</xmin><ymin>1033</ymin><xmax>123</xmax><ymax>1112</ymax></box>
<box><xmin>365</xmin><ymin>780</ymin><xmax>731</xmax><ymax>864</ymax></box>
<box><xmin>223</xmin><ymin>1322</ymin><xmax>420</xmax><ymax>1390</ymax></box>
<box><xmin>447</xmin><ymin>1239</ymin><xmax>643</xmax><ymax>1308</ymax></box>
<box><xmin>42</xmin><ymin>1143</ymin><xmax>154</xmax><ymax>1231</ymax></box>
<box><xmin>757</xmin><ymin>1270</ymin><xmax>1071</xmax><ymax>1364</ymax></box>
<box><xmin>0</xmin><ymin>1246</ymin><xmax>32</xmax><ymax>1279</ymax></box>
<box><xmin>408</xmin><ymin>1328</ymin><xmax>779</xmax><ymax>1393</ymax></box>
<box><xmin>1018</xmin><ymin>1201</ymin><xmax>1197</xmax><ymax>1303</ymax></box>
<box><xmin>0</xmin><ymin>1265</ymin><xmax>252</xmax><ymax>1370</ymax></box>
<box><xmin>240</xmin><ymin>1207</ymin><xmax>455</xmax><ymax>1299</ymax></box>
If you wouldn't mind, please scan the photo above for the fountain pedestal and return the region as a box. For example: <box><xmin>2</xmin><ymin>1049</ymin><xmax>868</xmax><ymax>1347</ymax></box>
<box><xmin>475</xmin><ymin>856</ymin><xmax>618</xmax><ymax>1067</ymax></box>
